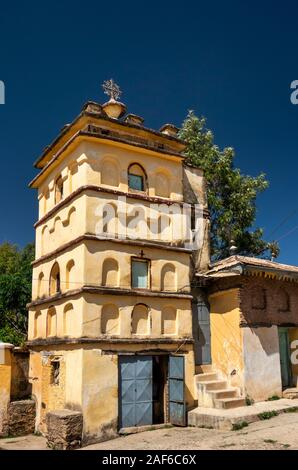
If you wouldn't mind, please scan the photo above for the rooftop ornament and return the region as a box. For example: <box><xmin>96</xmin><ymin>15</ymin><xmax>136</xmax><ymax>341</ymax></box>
<box><xmin>102</xmin><ymin>79</ymin><xmax>122</xmax><ymax>101</ymax></box>
<box><xmin>101</xmin><ymin>79</ymin><xmax>126</xmax><ymax>119</ymax></box>
<box><xmin>160</xmin><ymin>123</ymin><xmax>179</xmax><ymax>137</ymax></box>
<box><xmin>229</xmin><ymin>239</ymin><xmax>237</xmax><ymax>256</ymax></box>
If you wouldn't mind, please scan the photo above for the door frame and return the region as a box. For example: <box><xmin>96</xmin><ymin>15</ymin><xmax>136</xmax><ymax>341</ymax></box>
<box><xmin>278</xmin><ymin>327</ymin><xmax>292</xmax><ymax>389</ymax></box>
<box><xmin>168</xmin><ymin>355</ymin><xmax>186</xmax><ymax>426</ymax></box>
<box><xmin>118</xmin><ymin>353</ymin><xmax>186</xmax><ymax>429</ymax></box>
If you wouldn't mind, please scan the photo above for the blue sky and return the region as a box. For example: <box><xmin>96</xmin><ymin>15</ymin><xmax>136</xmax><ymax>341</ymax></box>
<box><xmin>0</xmin><ymin>1</ymin><xmax>298</xmax><ymax>264</ymax></box>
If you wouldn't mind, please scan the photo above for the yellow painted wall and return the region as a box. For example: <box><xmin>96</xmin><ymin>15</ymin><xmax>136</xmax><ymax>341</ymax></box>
<box><xmin>28</xmin><ymin>292</ymin><xmax>192</xmax><ymax>342</ymax></box>
<box><xmin>83</xmin><ymin>240</ymin><xmax>190</xmax><ymax>292</ymax></box>
<box><xmin>209</xmin><ymin>289</ymin><xmax>244</xmax><ymax>391</ymax></box>
<box><xmin>32</xmin><ymin>243</ymin><xmax>85</xmax><ymax>299</ymax></box>
<box><xmin>81</xmin><ymin>350</ymin><xmax>118</xmax><ymax>443</ymax></box>
<box><xmin>37</xmin><ymin>190</ymin><xmax>191</xmax><ymax>260</ymax></box>
<box><xmin>65</xmin><ymin>349</ymin><xmax>83</xmax><ymax>410</ymax></box>
<box><xmin>36</xmin><ymin>193</ymin><xmax>86</xmax><ymax>258</ymax></box>
<box><xmin>29</xmin><ymin>344</ymin><xmax>195</xmax><ymax>441</ymax></box>
<box><xmin>209</xmin><ymin>288</ymin><xmax>285</xmax><ymax>402</ymax></box>
<box><xmin>81</xmin><ymin>292</ymin><xmax>192</xmax><ymax>339</ymax></box>
<box><xmin>28</xmin><ymin>296</ymin><xmax>84</xmax><ymax>340</ymax></box>
<box><xmin>32</xmin><ymin>239</ymin><xmax>190</xmax><ymax>302</ymax></box>
<box><xmin>0</xmin><ymin>348</ymin><xmax>12</xmax><ymax>434</ymax></box>
<box><xmin>37</xmin><ymin>139</ymin><xmax>185</xmax><ymax>223</ymax></box>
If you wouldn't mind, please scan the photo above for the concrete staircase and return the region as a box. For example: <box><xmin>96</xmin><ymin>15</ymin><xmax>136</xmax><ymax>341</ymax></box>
<box><xmin>194</xmin><ymin>369</ymin><xmax>246</xmax><ymax>410</ymax></box>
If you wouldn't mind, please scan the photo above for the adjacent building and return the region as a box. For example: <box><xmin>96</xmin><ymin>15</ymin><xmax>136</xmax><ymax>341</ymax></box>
<box><xmin>194</xmin><ymin>255</ymin><xmax>298</xmax><ymax>408</ymax></box>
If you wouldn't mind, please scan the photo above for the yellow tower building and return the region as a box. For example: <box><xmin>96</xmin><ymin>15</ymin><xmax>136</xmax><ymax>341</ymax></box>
<box><xmin>27</xmin><ymin>81</ymin><xmax>209</xmax><ymax>444</ymax></box>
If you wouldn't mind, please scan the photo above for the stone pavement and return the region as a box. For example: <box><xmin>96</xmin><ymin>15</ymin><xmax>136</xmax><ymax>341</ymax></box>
<box><xmin>1</xmin><ymin>402</ymin><xmax>298</xmax><ymax>451</ymax></box>
<box><xmin>188</xmin><ymin>398</ymin><xmax>298</xmax><ymax>430</ymax></box>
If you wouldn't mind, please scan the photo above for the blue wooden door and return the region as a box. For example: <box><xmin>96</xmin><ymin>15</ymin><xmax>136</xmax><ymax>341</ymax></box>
<box><xmin>168</xmin><ymin>355</ymin><xmax>186</xmax><ymax>426</ymax></box>
<box><xmin>195</xmin><ymin>300</ymin><xmax>211</xmax><ymax>365</ymax></box>
<box><xmin>119</xmin><ymin>356</ymin><xmax>153</xmax><ymax>428</ymax></box>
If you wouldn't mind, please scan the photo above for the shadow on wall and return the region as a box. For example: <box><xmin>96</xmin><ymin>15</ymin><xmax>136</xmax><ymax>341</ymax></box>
<box><xmin>250</xmin><ymin>327</ymin><xmax>279</xmax><ymax>358</ymax></box>
<box><xmin>11</xmin><ymin>349</ymin><xmax>32</xmax><ymax>400</ymax></box>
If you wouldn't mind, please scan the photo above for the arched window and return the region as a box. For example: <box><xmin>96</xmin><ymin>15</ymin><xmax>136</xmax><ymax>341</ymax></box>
<box><xmin>37</xmin><ymin>272</ymin><xmax>44</xmax><ymax>298</ymax></box>
<box><xmin>47</xmin><ymin>306</ymin><xmax>57</xmax><ymax>337</ymax></box>
<box><xmin>43</xmin><ymin>189</ymin><xmax>49</xmax><ymax>215</ymax></box>
<box><xmin>49</xmin><ymin>262</ymin><xmax>61</xmax><ymax>296</ymax></box>
<box><xmin>66</xmin><ymin>260</ymin><xmax>75</xmax><ymax>290</ymax></box>
<box><xmin>33</xmin><ymin>311</ymin><xmax>42</xmax><ymax>338</ymax></box>
<box><xmin>161</xmin><ymin>263</ymin><xmax>176</xmax><ymax>291</ymax></box>
<box><xmin>63</xmin><ymin>303</ymin><xmax>74</xmax><ymax>336</ymax></box>
<box><xmin>101</xmin><ymin>304</ymin><xmax>119</xmax><ymax>335</ymax></box>
<box><xmin>41</xmin><ymin>225</ymin><xmax>49</xmax><ymax>255</ymax></box>
<box><xmin>278</xmin><ymin>288</ymin><xmax>290</xmax><ymax>312</ymax></box>
<box><xmin>251</xmin><ymin>286</ymin><xmax>266</xmax><ymax>310</ymax></box>
<box><xmin>102</xmin><ymin>203</ymin><xmax>118</xmax><ymax>236</ymax></box>
<box><xmin>131</xmin><ymin>304</ymin><xmax>150</xmax><ymax>335</ymax></box>
<box><xmin>161</xmin><ymin>306</ymin><xmax>177</xmax><ymax>335</ymax></box>
<box><xmin>55</xmin><ymin>175</ymin><xmax>64</xmax><ymax>204</ymax></box>
<box><xmin>101</xmin><ymin>159</ymin><xmax>120</xmax><ymax>187</ymax></box>
<box><xmin>64</xmin><ymin>207</ymin><xmax>76</xmax><ymax>227</ymax></box>
<box><xmin>155</xmin><ymin>171</ymin><xmax>170</xmax><ymax>198</ymax></box>
<box><xmin>127</xmin><ymin>206</ymin><xmax>147</xmax><ymax>239</ymax></box>
<box><xmin>102</xmin><ymin>258</ymin><xmax>119</xmax><ymax>287</ymax></box>
<box><xmin>128</xmin><ymin>163</ymin><xmax>147</xmax><ymax>192</ymax></box>
<box><xmin>158</xmin><ymin>214</ymin><xmax>171</xmax><ymax>241</ymax></box>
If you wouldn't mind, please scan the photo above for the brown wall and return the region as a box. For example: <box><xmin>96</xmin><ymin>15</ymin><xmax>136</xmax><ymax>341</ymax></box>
<box><xmin>208</xmin><ymin>274</ymin><xmax>298</xmax><ymax>327</ymax></box>
<box><xmin>240</xmin><ymin>276</ymin><xmax>298</xmax><ymax>327</ymax></box>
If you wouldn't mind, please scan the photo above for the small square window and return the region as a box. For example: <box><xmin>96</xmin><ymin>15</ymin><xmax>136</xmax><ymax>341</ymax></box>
<box><xmin>132</xmin><ymin>259</ymin><xmax>149</xmax><ymax>289</ymax></box>
<box><xmin>50</xmin><ymin>360</ymin><xmax>60</xmax><ymax>385</ymax></box>
<box><xmin>128</xmin><ymin>173</ymin><xmax>144</xmax><ymax>191</ymax></box>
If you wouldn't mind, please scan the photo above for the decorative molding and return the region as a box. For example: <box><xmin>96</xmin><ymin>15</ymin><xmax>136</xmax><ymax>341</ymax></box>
<box><xmin>28</xmin><ymin>285</ymin><xmax>193</xmax><ymax>308</ymax></box>
<box><xmin>32</xmin><ymin>233</ymin><xmax>192</xmax><ymax>267</ymax></box>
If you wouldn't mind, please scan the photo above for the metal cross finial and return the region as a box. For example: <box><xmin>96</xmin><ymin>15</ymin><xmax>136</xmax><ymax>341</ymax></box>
<box><xmin>102</xmin><ymin>79</ymin><xmax>122</xmax><ymax>101</ymax></box>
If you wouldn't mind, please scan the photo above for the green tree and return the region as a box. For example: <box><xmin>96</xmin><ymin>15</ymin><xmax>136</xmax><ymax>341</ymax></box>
<box><xmin>179</xmin><ymin>111</ymin><xmax>279</xmax><ymax>260</ymax></box>
<box><xmin>0</xmin><ymin>242</ymin><xmax>34</xmax><ymax>345</ymax></box>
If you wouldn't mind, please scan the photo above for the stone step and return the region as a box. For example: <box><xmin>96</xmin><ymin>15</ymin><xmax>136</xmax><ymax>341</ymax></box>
<box><xmin>283</xmin><ymin>388</ymin><xmax>298</xmax><ymax>399</ymax></box>
<box><xmin>195</xmin><ymin>364</ymin><xmax>213</xmax><ymax>374</ymax></box>
<box><xmin>214</xmin><ymin>397</ymin><xmax>246</xmax><ymax>409</ymax></box>
<box><xmin>197</xmin><ymin>380</ymin><xmax>227</xmax><ymax>391</ymax></box>
<box><xmin>207</xmin><ymin>389</ymin><xmax>237</xmax><ymax>400</ymax></box>
<box><xmin>195</xmin><ymin>372</ymin><xmax>218</xmax><ymax>383</ymax></box>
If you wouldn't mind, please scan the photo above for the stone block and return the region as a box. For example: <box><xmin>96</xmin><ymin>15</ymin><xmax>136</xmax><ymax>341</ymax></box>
<box><xmin>7</xmin><ymin>399</ymin><xmax>36</xmax><ymax>436</ymax></box>
<box><xmin>46</xmin><ymin>409</ymin><xmax>83</xmax><ymax>450</ymax></box>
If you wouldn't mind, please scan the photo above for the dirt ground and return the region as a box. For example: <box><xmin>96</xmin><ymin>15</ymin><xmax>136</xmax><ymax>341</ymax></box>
<box><xmin>1</xmin><ymin>412</ymin><xmax>298</xmax><ymax>451</ymax></box>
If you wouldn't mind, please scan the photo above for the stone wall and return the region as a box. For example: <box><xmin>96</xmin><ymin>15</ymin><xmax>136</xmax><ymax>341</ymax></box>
<box><xmin>39</xmin><ymin>354</ymin><xmax>66</xmax><ymax>432</ymax></box>
<box><xmin>6</xmin><ymin>400</ymin><xmax>36</xmax><ymax>436</ymax></box>
<box><xmin>240</xmin><ymin>276</ymin><xmax>298</xmax><ymax>327</ymax></box>
<box><xmin>0</xmin><ymin>345</ymin><xmax>34</xmax><ymax>437</ymax></box>
<box><xmin>46</xmin><ymin>409</ymin><xmax>83</xmax><ymax>449</ymax></box>
<box><xmin>208</xmin><ymin>274</ymin><xmax>298</xmax><ymax>327</ymax></box>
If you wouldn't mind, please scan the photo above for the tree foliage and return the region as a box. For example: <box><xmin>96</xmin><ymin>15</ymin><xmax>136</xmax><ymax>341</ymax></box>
<box><xmin>179</xmin><ymin>111</ymin><xmax>279</xmax><ymax>260</ymax></box>
<box><xmin>0</xmin><ymin>242</ymin><xmax>34</xmax><ymax>345</ymax></box>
